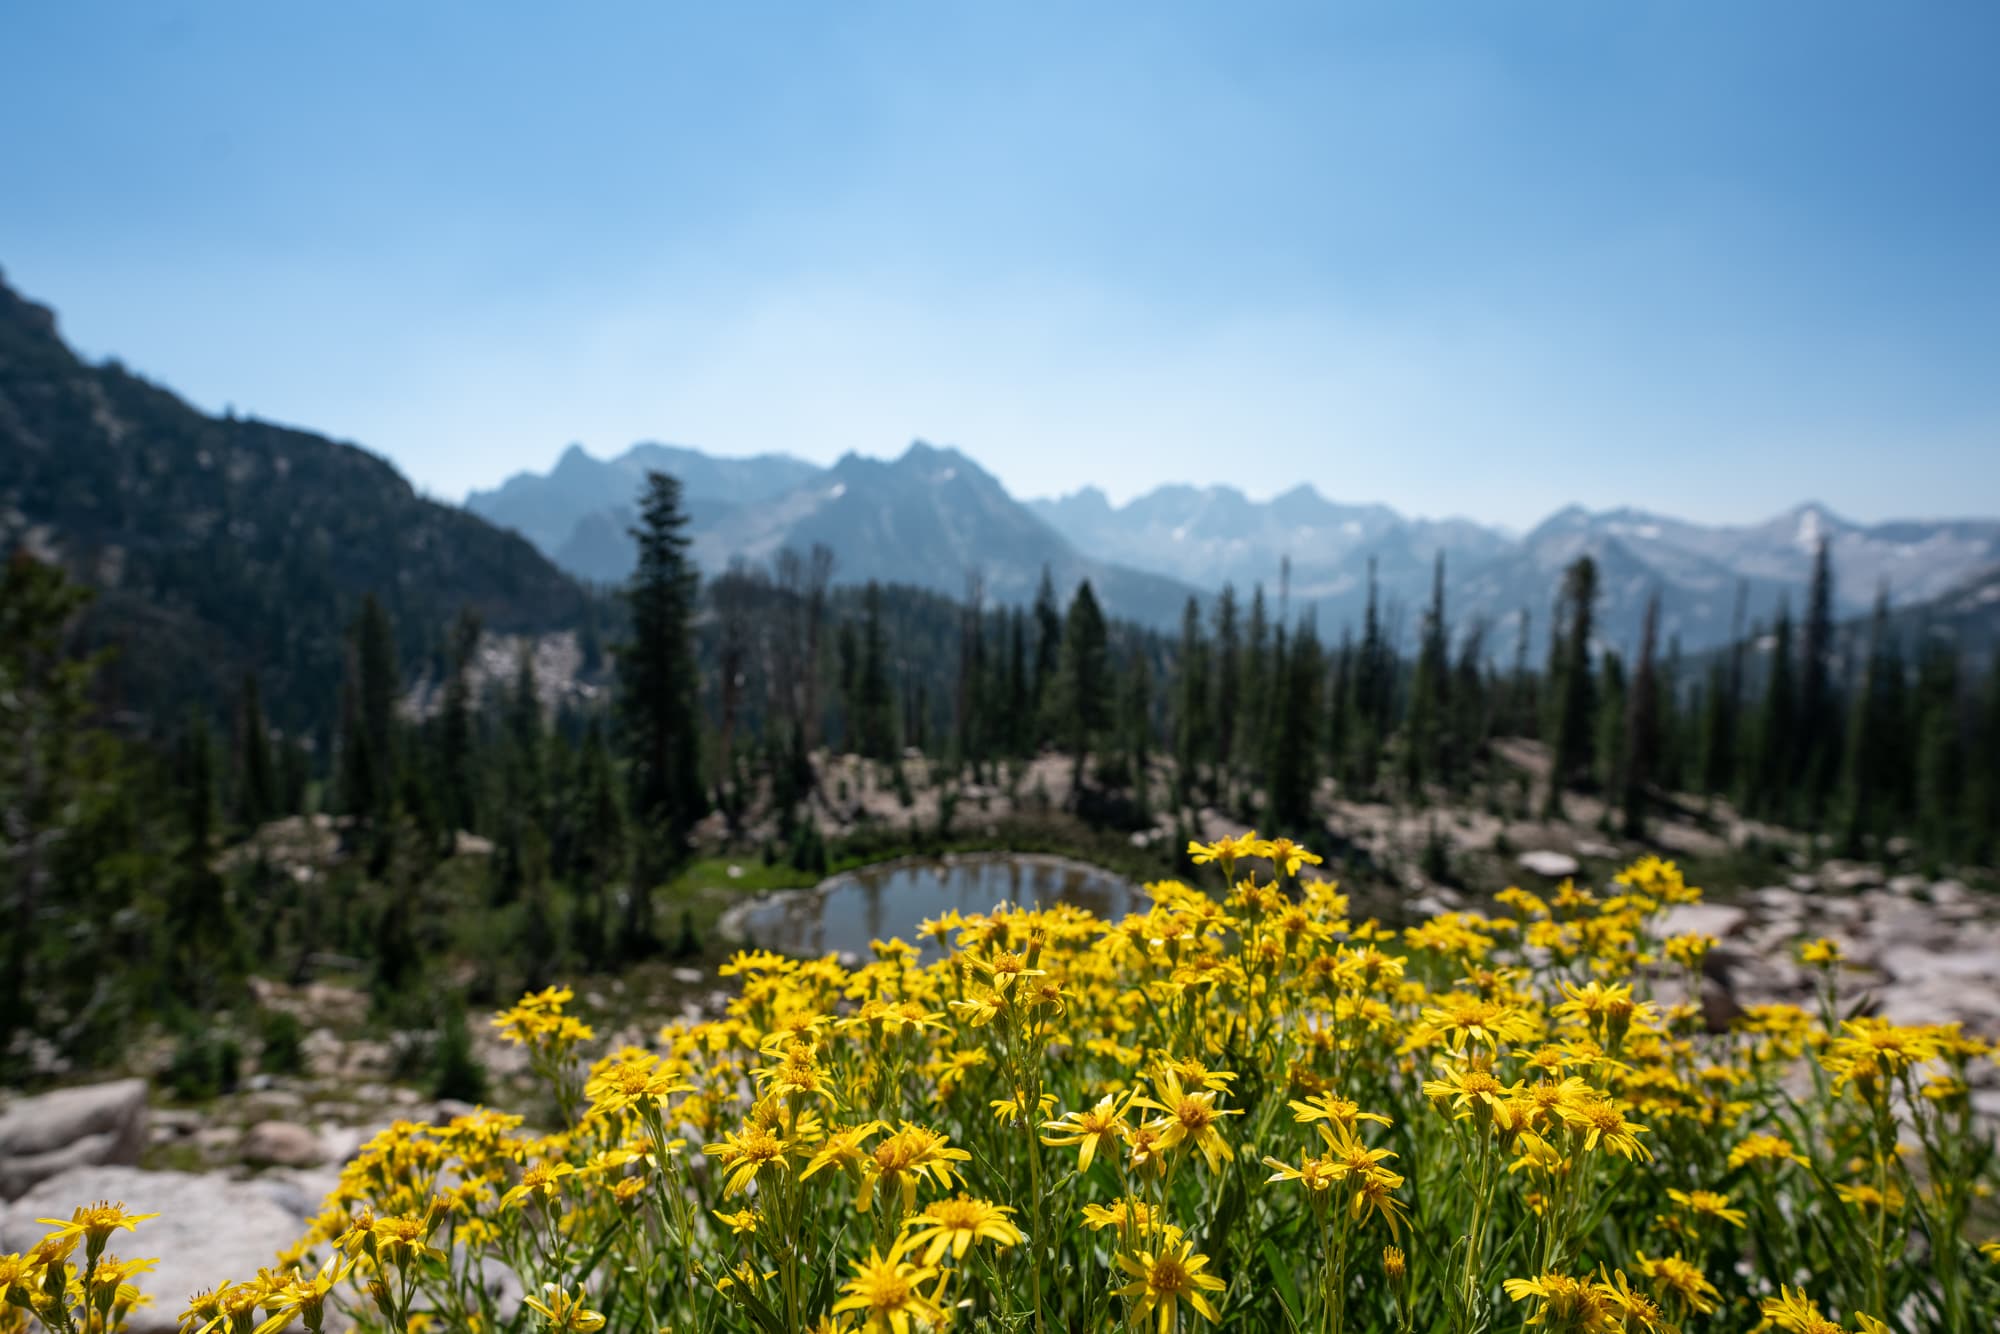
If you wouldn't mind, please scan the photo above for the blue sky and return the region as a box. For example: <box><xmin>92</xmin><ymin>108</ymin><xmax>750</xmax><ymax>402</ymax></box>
<box><xmin>3</xmin><ymin>2</ymin><xmax>1996</xmax><ymax>529</ymax></box>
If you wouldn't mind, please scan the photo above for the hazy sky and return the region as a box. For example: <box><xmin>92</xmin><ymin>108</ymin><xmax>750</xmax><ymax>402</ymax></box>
<box><xmin>4</xmin><ymin>2</ymin><xmax>1997</xmax><ymax>529</ymax></box>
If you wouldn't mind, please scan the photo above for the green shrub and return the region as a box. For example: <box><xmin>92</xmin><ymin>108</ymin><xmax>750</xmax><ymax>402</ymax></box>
<box><xmin>255</xmin><ymin>1008</ymin><xmax>305</xmax><ymax>1077</ymax></box>
<box><xmin>430</xmin><ymin>1002</ymin><xmax>488</xmax><ymax>1104</ymax></box>
<box><xmin>166</xmin><ymin>1030</ymin><xmax>242</xmax><ymax>1102</ymax></box>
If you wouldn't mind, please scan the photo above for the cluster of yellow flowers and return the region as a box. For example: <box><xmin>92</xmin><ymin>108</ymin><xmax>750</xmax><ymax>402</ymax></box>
<box><xmin>6</xmin><ymin>839</ymin><xmax>1998</xmax><ymax>1333</ymax></box>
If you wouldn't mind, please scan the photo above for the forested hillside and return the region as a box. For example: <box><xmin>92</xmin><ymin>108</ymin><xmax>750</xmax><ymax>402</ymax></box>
<box><xmin>0</xmin><ymin>271</ymin><xmax>596</xmax><ymax>731</ymax></box>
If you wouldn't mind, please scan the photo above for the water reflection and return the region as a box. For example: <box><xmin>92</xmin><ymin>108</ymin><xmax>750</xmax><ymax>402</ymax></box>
<box><xmin>732</xmin><ymin>854</ymin><xmax>1138</xmax><ymax>961</ymax></box>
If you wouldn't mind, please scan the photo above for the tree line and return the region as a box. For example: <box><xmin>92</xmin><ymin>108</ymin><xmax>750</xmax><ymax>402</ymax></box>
<box><xmin>5</xmin><ymin>471</ymin><xmax>1998</xmax><ymax>1079</ymax></box>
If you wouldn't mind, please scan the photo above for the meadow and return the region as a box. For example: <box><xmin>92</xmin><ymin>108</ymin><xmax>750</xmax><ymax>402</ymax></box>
<box><xmin>6</xmin><ymin>842</ymin><xmax>1995</xmax><ymax>1334</ymax></box>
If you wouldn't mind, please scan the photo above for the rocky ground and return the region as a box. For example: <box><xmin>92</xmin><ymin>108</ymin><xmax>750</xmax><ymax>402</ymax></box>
<box><xmin>5</xmin><ymin>755</ymin><xmax>1994</xmax><ymax>1326</ymax></box>
<box><xmin>0</xmin><ymin>966</ymin><xmax>741</xmax><ymax>1331</ymax></box>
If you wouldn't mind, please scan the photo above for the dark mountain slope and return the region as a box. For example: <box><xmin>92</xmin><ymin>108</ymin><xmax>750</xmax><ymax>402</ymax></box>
<box><xmin>0</xmin><ymin>271</ymin><xmax>593</xmax><ymax>731</ymax></box>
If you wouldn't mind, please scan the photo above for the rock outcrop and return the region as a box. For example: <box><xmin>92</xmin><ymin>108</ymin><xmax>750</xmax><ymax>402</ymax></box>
<box><xmin>0</xmin><ymin>1079</ymin><xmax>148</xmax><ymax>1199</ymax></box>
<box><xmin>0</xmin><ymin>1165</ymin><xmax>331</xmax><ymax>1333</ymax></box>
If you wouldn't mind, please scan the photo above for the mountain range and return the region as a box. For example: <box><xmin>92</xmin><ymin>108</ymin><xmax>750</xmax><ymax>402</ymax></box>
<box><xmin>468</xmin><ymin>441</ymin><xmax>1198</xmax><ymax>623</ymax></box>
<box><xmin>472</xmin><ymin>442</ymin><xmax>2000</xmax><ymax>656</ymax></box>
<box><xmin>4</xmin><ymin>250</ymin><xmax>1994</xmax><ymax>732</ymax></box>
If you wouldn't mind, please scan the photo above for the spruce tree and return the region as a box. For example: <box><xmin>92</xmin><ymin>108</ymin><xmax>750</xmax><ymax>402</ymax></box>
<box><xmin>1240</xmin><ymin>585</ymin><xmax>1270</xmax><ymax>786</ymax></box>
<box><xmin>1967</xmin><ymin>656</ymin><xmax>2000</xmax><ymax>866</ymax></box>
<box><xmin>1121</xmin><ymin>649</ymin><xmax>1154</xmax><ymax>812</ymax></box>
<box><xmin>1211</xmin><ymin>585</ymin><xmax>1240</xmax><ymax>793</ymax></box>
<box><xmin>1326</xmin><ymin>631</ymin><xmax>1354</xmax><ymax>790</ymax></box>
<box><xmin>1594</xmin><ymin>651</ymin><xmax>1628</xmax><ymax>812</ymax></box>
<box><xmin>1347</xmin><ymin>564</ymin><xmax>1387</xmax><ymax>795</ymax></box>
<box><xmin>617</xmin><ymin>471</ymin><xmax>704</xmax><ymax>957</ymax></box>
<box><xmin>857</xmin><ymin>581</ymin><xmax>896</xmax><ymax>761</ymax></box>
<box><xmin>1541</xmin><ymin>555</ymin><xmax>1598</xmax><ymax>819</ymax></box>
<box><xmin>356</xmin><ymin>594</ymin><xmax>400</xmax><ymax>813</ymax></box>
<box><xmin>1913</xmin><ymin>639</ymin><xmax>1964</xmax><ymax>860</ymax></box>
<box><xmin>0</xmin><ymin>555</ymin><xmax>105</xmax><ymax>1060</ymax></box>
<box><xmin>1448</xmin><ymin>620</ymin><xmax>1489</xmax><ymax>791</ymax></box>
<box><xmin>1798</xmin><ymin>537</ymin><xmax>1837</xmax><ymax>818</ymax></box>
<box><xmin>1509</xmin><ymin>607</ymin><xmax>1534</xmax><ymax>736</ymax></box>
<box><xmin>509</xmin><ymin>645</ymin><xmax>545</xmax><ymax>820</ymax></box>
<box><xmin>1753</xmin><ymin>608</ymin><xmax>1797</xmax><ymax>818</ymax></box>
<box><xmin>1838</xmin><ymin>591</ymin><xmax>1892</xmax><ymax>855</ymax></box>
<box><xmin>437</xmin><ymin>609</ymin><xmax>480</xmax><ymax>833</ymax></box>
<box><xmin>957</xmin><ymin>571</ymin><xmax>986</xmax><ymax>767</ymax></box>
<box><xmin>1175</xmin><ymin>597</ymin><xmax>1211</xmax><ymax>804</ymax></box>
<box><xmin>1005</xmin><ymin>609</ymin><xmax>1030</xmax><ymax>758</ymax></box>
<box><xmin>1031</xmin><ymin>566</ymin><xmax>1063</xmax><ymax>741</ymax></box>
<box><xmin>1268</xmin><ymin>617</ymin><xmax>1324</xmax><ymax>832</ymax></box>
<box><xmin>1059</xmin><ymin>581</ymin><xmax>1111</xmax><ymax>806</ymax></box>
<box><xmin>569</xmin><ymin>719</ymin><xmax>624</xmax><ymax>968</ymax></box>
<box><xmin>234</xmin><ymin>671</ymin><xmax>277</xmax><ymax>830</ymax></box>
<box><xmin>169</xmin><ymin>711</ymin><xmax>233</xmax><ymax>1005</ymax></box>
<box><xmin>1403</xmin><ymin>554</ymin><xmax>1448</xmax><ymax>799</ymax></box>
<box><xmin>1621</xmin><ymin>593</ymin><xmax>1661</xmax><ymax>837</ymax></box>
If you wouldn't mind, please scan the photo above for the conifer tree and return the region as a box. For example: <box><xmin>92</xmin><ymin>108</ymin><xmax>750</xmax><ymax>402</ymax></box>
<box><xmin>1541</xmin><ymin>555</ymin><xmax>1597</xmax><ymax>818</ymax></box>
<box><xmin>234</xmin><ymin>671</ymin><xmax>277</xmax><ymax>830</ymax></box>
<box><xmin>1175</xmin><ymin>597</ymin><xmax>1210</xmax><ymax>804</ymax></box>
<box><xmin>569</xmin><ymin>719</ymin><xmax>624</xmax><ymax>968</ymax></box>
<box><xmin>1621</xmin><ymin>593</ymin><xmax>1661</xmax><ymax>837</ymax></box>
<box><xmin>1347</xmin><ymin>563</ymin><xmax>1388</xmax><ymax>795</ymax></box>
<box><xmin>0</xmin><ymin>555</ymin><xmax>109</xmax><ymax>1061</ymax></box>
<box><xmin>338</xmin><ymin>596</ymin><xmax>400</xmax><ymax>825</ymax></box>
<box><xmin>357</xmin><ymin>594</ymin><xmax>400</xmax><ymax>810</ymax></box>
<box><xmin>1403</xmin><ymin>554</ymin><xmax>1448</xmax><ymax>799</ymax></box>
<box><xmin>1508</xmin><ymin>607</ymin><xmax>1534</xmax><ymax>736</ymax></box>
<box><xmin>1268</xmin><ymin>617</ymin><xmax>1324</xmax><ymax>832</ymax></box>
<box><xmin>957</xmin><ymin>571</ymin><xmax>986</xmax><ymax>767</ymax></box>
<box><xmin>803</xmin><ymin>544</ymin><xmax>835</xmax><ymax>752</ymax></box>
<box><xmin>617</xmin><ymin>471</ymin><xmax>703</xmax><ymax>957</ymax></box>
<box><xmin>1211</xmin><ymin>585</ymin><xmax>1240</xmax><ymax>793</ymax></box>
<box><xmin>856</xmin><ymin>581</ymin><xmax>896</xmax><ymax>761</ymax></box>
<box><xmin>713</xmin><ymin>562</ymin><xmax>754</xmax><ymax>810</ymax></box>
<box><xmin>1967</xmin><ymin>656</ymin><xmax>2000</xmax><ymax>866</ymax></box>
<box><xmin>168</xmin><ymin>711</ymin><xmax>233</xmax><ymax>1005</ymax></box>
<box><xmin>1594</xmin><ymin>650</ymin><xmax>1627</xmax><ymax>810</ymax></box>
<box><xmin>1240</xmin><ymin>585</ymin><xmax>1270</xmax><ymax>786</ymax></box>
<box><xmin>509</xmin><ymin>645</ymin><xmax>544</xmax><ymax>818</ymax></box>
<box><xmin>437</xmin><ymin>609</ymin><xmax>480</xmax><ymax>834</ymax></box>
<box><xmin>1326</xmin><ymin>630</ymin><xmax>1354</xmax><ymax>789</ymax></box>
<box><xmin>1031</xmin><ymin>566</ymin><xmax>1063</xmax><ymax>740</ymax></box>
<box><xmin>1799</xmin><ymin>537</ymin><xmax>1837</xmax><ymax>818</ymax></box>
<box><xmin>1913</xmin><ymin>639</ymin><xmax>1964</xmax><ymax>859</ymax></box>
<box><xmin>1838</xmin><ymin>590</ymin><xmax>1893</xmax><ymax>855</ymax></box>
<box><xmin>1753</xmin><ymin>607</ymin><xmax>1797</xmax><ymax>817</ymax></box>
<box><xmin>1059</xmin><ymin>580</ymin><xmax>1110</xmax><ymax>805</ymax></box>
<box><xmin>1005</xmin><ymin>609</ymin><xmax>1030</xmax><ymax>758</ymax></box>
<box><xmin>1121</xmin><ymin>649</ymin><xmax>1154</xmax><ymax>812</ymax></box>
<box><xmin>1448</xmin><ymin>619</ymin><xmax>1489</xmax><ymax>790</ymax></box>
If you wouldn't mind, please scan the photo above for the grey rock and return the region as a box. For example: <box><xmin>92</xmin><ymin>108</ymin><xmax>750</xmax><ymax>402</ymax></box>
<box><xmin>1654</xmin><ymin>903</ymin><xmax>1749</xmax><ymax>941</ymax></box>
<box><xmin>1822</xmin><ymin>862</ymin><xmax>1883</xmax><ymax>892</ymax></box>
<box><xmin>0</xmin><ymin>1166</ymin><xmax>309</xmax><ymax>1333</ymax></box>
<box><xmin>0</xmin><ymin>1079</ymin><xmax>148</xmax><ymax>1199</ymax></box>
<box><xmin>253</xmin><ymin>1168</ymin><xmax>341</xmax><ymax>1219</ymax></box>
<box><xmin>192</xmin><ymin>1126</ymin><xmax>237</xmax><ymax>1154</ymax></box>
<box><xmin>1516</xmin><ymin>850</ymin><xmax>1580</xmax><ymax>879</ymax></box>
<box><xmin>240</xmin><ymin>1120</ymin><xmax>322</xmax><ymax>1169</ymax></box>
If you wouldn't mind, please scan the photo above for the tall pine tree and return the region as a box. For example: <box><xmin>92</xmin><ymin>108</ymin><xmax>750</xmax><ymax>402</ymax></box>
<box><xmin>617</xmin><ymin>471</ymin><xmax>704</xmax><ymax>957</ymax></box>
<box><xmin>1059</xmin><ymin>581</ymin><xmax>1110</xmax><ymax>806</ymax></box>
